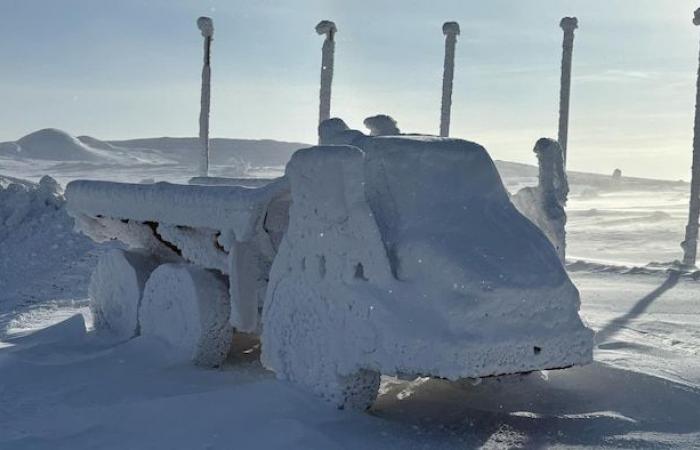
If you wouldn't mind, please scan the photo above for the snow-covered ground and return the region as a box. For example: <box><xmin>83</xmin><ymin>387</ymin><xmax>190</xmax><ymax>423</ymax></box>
<box><xmin>1</xmin><ymin>130</ymin><xmax>698</xmax><ymax>449</ymax></box>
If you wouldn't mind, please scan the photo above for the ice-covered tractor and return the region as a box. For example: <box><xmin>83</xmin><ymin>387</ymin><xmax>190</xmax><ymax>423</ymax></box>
<box><xmin>66</xmin><ymin>124</ymin><xmax>593</xmax><ymax>409</ymax></box>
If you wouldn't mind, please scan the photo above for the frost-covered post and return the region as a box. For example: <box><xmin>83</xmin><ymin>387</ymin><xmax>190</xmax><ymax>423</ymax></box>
<box><xmin>440</xmin><ymin>22</ymin><xmax>460</xmax><ymax>137</ymax></box>
<box><xmin>681</xmin><ymin>9</ymin><xmax>700</xmax><ymax>268</ymax></box>
<box><xmin>558</xmin><ymin>17</ymin><xmax>578</xmax><ymax>166</ymax></box>
<box><xmin>197</xmin><ymin>16</ymin><xmax>214</xmax><ymax>177</ymax></box>
<box><xmin>316</xmin><ymin>20</ymin><xmax>337</xmax><ymax>130</ymax></box>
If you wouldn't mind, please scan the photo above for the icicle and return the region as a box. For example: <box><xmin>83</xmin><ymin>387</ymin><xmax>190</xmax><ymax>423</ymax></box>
<box><xmin>557</xmin><ymin>17</ymin><xmax>578</xmax><ymax>167</ymax></box>
<box><xmin>681</xmin><ymin>9</ymin><xmax>700</xmax><ymax>268</ymax></box>
<box><xmin>316</xmin><ymin>20</ymin><xmax>337</xmax><ymax>136</ymax></box>
<box><xmin>197</xmin><ymin>16</ymin><xmax>214</xmax><ymax>177</ymax></box>
<box><xmin>439</xmin><ymin>22</ymin><xmax>460</xmax><ymax>137</ymax></box>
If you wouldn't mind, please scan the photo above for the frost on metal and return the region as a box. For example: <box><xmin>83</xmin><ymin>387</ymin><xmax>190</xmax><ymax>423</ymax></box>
<box><xmin>512</xmin><ymin>138</ymin><xmax>569</xmax><ymax>262</ymax></box>
<box><xmin>681</xmin><ymin>7</ymin><xmax>700</xmax><ymax>268</ymax></box>
<box><xmin>67</xmin><ymin>127</ymin><xmax>592</xmax><ymax>410</ymax></box>
<box><xmin>89</xmin><ymin>249</ymin><xmax>159</xmax><ymax>339</ymax></box>
<box><xmin>66</xmin><ymin>178</ymin><xmax>291</xmax><ymax>333</ymax></box>
<box><xmin>197</xmin><ymin>16</ymin><xmax>214</xmax><ymax>177</ymax></box>
<box><xmin>440</xmin><ymin>21</ymin><xmax>460</xmax><ymax>137</ymax></box>
<box><xmin>140</xmin><ymin>263</ymin><xmax>233</xmax><ymax>367</ymax></box>
<box><xmin>262</xmin><ymin>136</ymin><xmax>592</xmax><ymax>409</ymax></box>
<box><xmin>316</xmin><ymin>20</ymin><xmax>337</xmax><ymax>130</ymax></box>
<box><xmin>558</xmin><ymin>16</ymin><xmax>578</xmax><ymax>165</ymax></box>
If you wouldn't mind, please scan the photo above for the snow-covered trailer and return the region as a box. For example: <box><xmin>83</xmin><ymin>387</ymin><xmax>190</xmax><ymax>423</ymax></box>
<box><xmin>66</xmin><ymin>134</ymin><xmax>593</xmax><ymax>409</ymax></box>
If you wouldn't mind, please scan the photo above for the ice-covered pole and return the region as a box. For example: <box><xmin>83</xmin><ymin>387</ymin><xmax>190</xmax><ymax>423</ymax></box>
<box><xmin>316</xmin><ymin>20</ymin><xmax>337</xmax><ymax>132</ymax></box>
<box><xmin>440</xmin><ymin>22</ymin><xmax>460</xmax><ymax>137</ymax></box>
<box><xmin>197</xmin><ymin>16</ymin><xmax>214</xmax><ymax>177</ymax></box>
<box><xmin>557</xmin><ymin>17</ymin><xmax>578</xmax><ymax>167</ymax></box>
<box><xmin>681</xmin><ymin>9</ymin><xmax>700</xmax><ymax>268</ymax></box>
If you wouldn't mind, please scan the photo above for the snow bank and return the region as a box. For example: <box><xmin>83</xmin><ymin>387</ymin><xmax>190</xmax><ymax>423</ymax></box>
<box><xmin>89</xmin><ymin>249</ymin><xmax>159</xmax><ymax>339</ymax></box>
<box><xmin>263</xmin><ymin>139</ymin><xmax>593</xmax><ymax>408</ymax></box>
<box><xmin>140</xmin><ymin>264</ymin><xmax>233</xmax><ymax>367</ymax></box>
<box><xmin>0</xmin><ymin>175</ymin><xmax>63</xmax><ymax>240</ymax></box>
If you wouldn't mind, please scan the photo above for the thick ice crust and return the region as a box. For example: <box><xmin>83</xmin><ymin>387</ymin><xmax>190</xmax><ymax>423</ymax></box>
<box><xmin>89</xmin><ymin>249</ymin><xmax>159</xmax><ymax>339</ymax></box>
<box><xmin>263</xmin><ymin>140</ymin><xmax>593</xmax><ymax>406</ymax></box>
<box><xmin>140</xmin><ymin>264</ymin><xmax>233</xmax><ymax>367</ymax></box>
<box><xmin>66</xmin><ymin>177</ymin><xmax>289</xmax><ymax>241</ymax></box>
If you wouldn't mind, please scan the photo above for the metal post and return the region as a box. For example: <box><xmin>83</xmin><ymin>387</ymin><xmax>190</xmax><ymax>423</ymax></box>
<box><xmin>558</xmin><ymin>17</ymin><xmax>578</xmax><ymax>167</ymax></box>
<box><xmin>440</xmin><ymin>22</ymin><xmax>460</xmax><ymax>137</ymax></box>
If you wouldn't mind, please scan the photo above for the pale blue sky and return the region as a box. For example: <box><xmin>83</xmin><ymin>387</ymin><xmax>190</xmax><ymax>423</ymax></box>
<box><xmin>0</xmin><ymin>0</ymin><xmax>698</xmax><ymax>179</ymax></box>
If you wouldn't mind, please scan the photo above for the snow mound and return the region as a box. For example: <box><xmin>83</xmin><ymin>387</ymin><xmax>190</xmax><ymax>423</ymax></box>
<box><xmin>89</xmin><ymin>249</ymin><xmax>159</xmax><ymax>339</ymax></box>
<box><xmin>0</xmin><ymin>175</ymin><xmax>98</xmax><ymax>312</ymax></box>
<box><xmin>139</xmin><ymin>264</ymin><xmax>233</xmax><ymax>367</ymax></box>
<box><xmin>0</xmin><ymin>175</ymin><xmax>63</xmax><ymax>240</ymax></box>
<box><xmin>4</xmin><ymin>128</ymin><xmax>109</xmax><ymax>162</ymax></box>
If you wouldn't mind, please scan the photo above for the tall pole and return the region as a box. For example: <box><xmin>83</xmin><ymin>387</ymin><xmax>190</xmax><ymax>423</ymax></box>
<box><xmin>681</xmin><ymin>8</ymin><xmax>700</xmax><ymax>268</ymax></box>
<box><xmin>197</xmin><ymin>16</ymin><xmax>214</xmax><ymax>177</ymax></box>
<box><xmin>316</xmin><ymin>20</ymin><xmax>337</xmax><ymax>134</ymax></box>
<box><xmin>440</xmin><ymin>22</ymin><xmax>460</xmax><ymax>137</ymax></box>
<box><xmin>558</xmin><ymin>17</ymin><xmax>578</xmax><ymax>167</ymax></box>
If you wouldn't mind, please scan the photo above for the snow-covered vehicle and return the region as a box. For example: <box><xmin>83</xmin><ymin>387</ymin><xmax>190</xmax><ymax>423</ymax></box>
<box><xmin>66</xmin><ymin>129</ymin><xmax>594</xmax><ymax>409</ymax></box>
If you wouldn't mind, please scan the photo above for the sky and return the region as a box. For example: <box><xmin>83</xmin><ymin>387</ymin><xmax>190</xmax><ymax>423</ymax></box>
<box><xmin>0</xmin><ymin>0</ymin><xmax>698</xmax><ymax>179</ymax></box>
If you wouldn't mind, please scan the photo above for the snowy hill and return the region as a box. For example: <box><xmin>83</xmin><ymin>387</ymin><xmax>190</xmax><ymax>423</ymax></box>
<box><xmin>106</xmin><ymin>136</ymin><xmax>306</xmax><ymax>168</ymax></box>
<box><xmin>0</xmin><ymin>129</ymin><xmax>114</xmax><ymax>162</ymax></box>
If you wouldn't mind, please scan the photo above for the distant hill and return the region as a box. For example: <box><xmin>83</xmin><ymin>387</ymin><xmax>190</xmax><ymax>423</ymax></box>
<box><xmin>0</xmin><ymin>129</ymin><xmax>111</xmax><ymax>162</ymax></box>
<box><xmin>0</xmin><ymin>129</ymin><xmax>688</xmax><ymax>190</ymax></box>
<box><xmin>106</xmin><ymin>137</ymin><xmax>308</xmax><ymax>167</ymax></box>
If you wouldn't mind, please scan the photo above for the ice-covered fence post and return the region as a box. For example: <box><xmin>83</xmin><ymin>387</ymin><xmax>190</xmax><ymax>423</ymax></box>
<box><xmin>197</xmin><ymin>16</ymin><xmax>214</xmax><ymax>177</ymax></box>
<box><xmin>316</xmin><ymin>20</ymin><xmax>337</xmax><ymax>134</ymax></box>
<box><xmin>535</xmin><ymin>138</ymin><xmax>569</xmax><ymax>262</ymax></box>
<box><xmin>440</xmin><ymin>22</ymin><xmax>460</xmax><ymax>137</ymax></box>
<box><xmin>558</xmin><ymin>17</ymin><xmax>578</xmax><ymax>167</ymax></box>
<box><xmin>681</xmin><ymin>8</ymin><xmax>700</xmax><ymax>268</ymax></box>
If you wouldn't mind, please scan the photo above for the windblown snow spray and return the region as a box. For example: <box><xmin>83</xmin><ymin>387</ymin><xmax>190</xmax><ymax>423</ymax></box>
<box><xmin>316</xmin><ymin>20</ymin><xmax>337</xmax><ymax>134</ymax></box>
<box><xmin>197</xmin><ymin>16</ymin><xmax>214</xmax><ymax>177</ymax></box>
<box><xmin>681</xmin><ymin>8</ymin><xmax>700</xmax><ymax>268</ymax></box>
<box><xmin>440</xmin><ymin>22</ymin><xmax>460</xmax><ymax>137</ymax></box>
<box><xmin>558</xmin><ymin>17</ymin><xmax>578</xmax><ymax>167</ymax></box>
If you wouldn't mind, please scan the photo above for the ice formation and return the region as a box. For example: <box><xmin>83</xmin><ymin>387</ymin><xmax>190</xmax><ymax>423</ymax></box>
<box><xmin>197</xmin><ymin>16</ymin><xmax>214</xmax><ymax>177</ymax></box>
<box><xmin>140</xmin><ymin>264</ymin><xmax>233</xmax><ymax>367</ymax></box>
<box><xmin>440</xmin><ymin>22</ymin><xmax>460</xmax><ymax>137</ymax></box>
<box><xmin>318</xmin><ymin>118</ymin><xmax>366</xmax><ymax>146</ymax></box>
<box><xmin>363</xmin><ymin>115</ymin><xmax>400</xmax><ymax>136</ymax></box>
<box><xmin>512</xmin><ymin>138</ymin><xmax>569</xmax><ymax>261</ymax></box>
<box><xmin>558</xmin><ymin>16</ymin><xmax>578</xmax><ymax>165</ymax></box>
<box><xmin>66</xmin><ymin>178</ymin><xmax>290</xmax><ymax>333</ymax></box>
<box><xmin>89</xmin><ymin>249</ymin><xmax>159</xmax><ymax>339</ymax></box>
<box><xmin>262</xmin><ymin>136</ymin><xmax>593</xmax><ymax>408</ymax></box>
<box><xmin>316</xmin><ymin>20</ymin><xmax>337</xmax><ymax>129</ymax></box>
<box><xmin>67</xmin><ymin>125</ymin><xmax>592</xmax><ymax>409</ymax></box>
